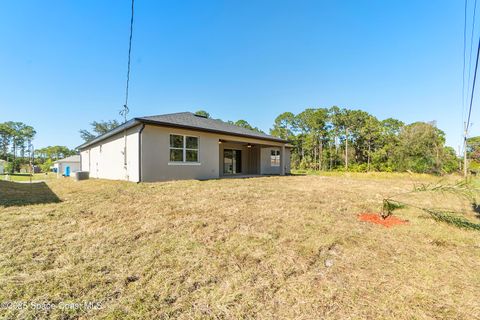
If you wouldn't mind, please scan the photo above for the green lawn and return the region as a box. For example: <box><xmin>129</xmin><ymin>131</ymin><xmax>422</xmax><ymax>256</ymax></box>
<box><xmin>0</xmin><ymin>172</ymin><xmax>57</xmax><ymax>182</ymax></box>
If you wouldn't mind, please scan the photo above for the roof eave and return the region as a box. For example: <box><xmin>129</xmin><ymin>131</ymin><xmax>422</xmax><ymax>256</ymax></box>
<box><xmin>76</xmin><ymin>119</ymin><xmax>140</xmax><ymax>150</ymax></box>
<box><xmin>76</xmin><ymin>117</ymin><xmax>289</xmax><ymax>150</ymax></box>
<box><xmin>136</xmin><ymin>118</ymin><xmax>289</xmax><ymax>144</ymax></box>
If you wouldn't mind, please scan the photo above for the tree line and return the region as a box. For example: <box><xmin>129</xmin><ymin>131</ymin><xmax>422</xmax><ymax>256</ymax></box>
<box><xmin>176</xmin><ymin>109</ymin><xmax>460</xmax><ymax>174</ymax></box>
<box><xmin>0</xmin><ymin>121</ymin><xmax>76</xmax><ymax>173</ymax></box>
<box><xmin>193</xmin><ymin>109</ymin><xmax>459</xmax><ymax>174</ymax></box>
<box><xmin>0</xmin><ymin>121</ymin><xmax>36</xmax><ymax>172</ymax></box>
<box><xmin>269</xmin><ymin>107</ymin><xmax>459</xmax><ymax>174</ymax></box>
<box><xmin>1</xmin><ymin>107</ymin><xmax>466</xmax><ymax>175</ymax></box>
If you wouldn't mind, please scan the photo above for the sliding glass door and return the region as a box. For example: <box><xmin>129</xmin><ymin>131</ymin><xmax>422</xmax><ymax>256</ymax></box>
<box><xmin>223</xmin><ymin>149</ymin><xmax>242</xmax><ymax>174</ymax></box>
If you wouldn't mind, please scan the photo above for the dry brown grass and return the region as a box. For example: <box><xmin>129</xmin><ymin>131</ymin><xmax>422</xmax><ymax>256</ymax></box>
<box><xmin>1</xmin><ymin>174</ymin><xmax>480</xmax><ymax>319</ymax></box>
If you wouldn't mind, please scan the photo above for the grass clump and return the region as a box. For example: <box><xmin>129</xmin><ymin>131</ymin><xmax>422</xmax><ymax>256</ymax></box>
<box><xmin>382</xmin><ymin>179</ymin><xmax>480</xmax><ymax>231</ymax></box>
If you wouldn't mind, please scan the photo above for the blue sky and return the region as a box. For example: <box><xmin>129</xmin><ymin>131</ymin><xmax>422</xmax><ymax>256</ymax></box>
<box><xmin>0</xmin><ymin>1</ymin><xmax>474</xmax><ymax>151</ymax></box>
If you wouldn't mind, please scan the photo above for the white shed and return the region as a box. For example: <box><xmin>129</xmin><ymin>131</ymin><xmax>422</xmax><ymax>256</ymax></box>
<box><xmin>54</xmin><ymin>155</ymin><xmax>81</xmax><ymax>176</ymax></box>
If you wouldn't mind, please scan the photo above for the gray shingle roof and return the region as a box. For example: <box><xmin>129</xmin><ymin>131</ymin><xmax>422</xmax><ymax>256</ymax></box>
<box><xmin>77</xmin><ymin>112</ymin><xmax>288</xmax><ymax>150</ymax></box>
<box><xmin>137</xmin><ymin>112</ymin><xmax>287</xmax><ymax>142</ymax></box>
<box><xmin>55</xmin><ymin>155</ymin><xmax>80</xmax><ymax>163</ymax></box>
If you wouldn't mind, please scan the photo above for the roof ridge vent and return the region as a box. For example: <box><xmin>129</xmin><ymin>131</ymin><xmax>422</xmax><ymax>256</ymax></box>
<box><xmin>194</xmin><ymin>113</ymin><xmax>208</xmax><ymax>118</ymax></box>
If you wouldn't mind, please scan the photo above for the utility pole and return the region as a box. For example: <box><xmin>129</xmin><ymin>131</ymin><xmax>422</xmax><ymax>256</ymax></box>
<box><xmin>458</xmin><ymin>145</ymin><xmax>462</xmax><ymax>173</ymax></box>
<box><xmin>345</xmin><ymin>127</ymin><xmax>349</xmax><ymax>170</ymax></box>
<box><xmin>464</xmin><ymin>122</ymin><xmax>468</xmax><ymax>178</ymax></box>
<box><xmin>120</xmin><ymin>0</ymin><xmax>135</xmax><ymax>181</ymax></box>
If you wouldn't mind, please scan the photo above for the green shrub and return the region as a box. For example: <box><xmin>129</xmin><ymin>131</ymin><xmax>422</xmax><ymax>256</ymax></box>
<box><xmin>5</xmin><ymin>160</ymin><xmax>20</xmax><ymax>173</ymax></box>
<box><xmin>469</xmin><ymin>160</ymin><xmax>480</xmax><ymax>175</ymax></box>
<box><xmin>41</xmin><ymin>159</ymin><xmax>54</xmax><ymax>173</ymax></box>
<box><xmin>348</xmin><ymin>163</ymin><xmax>368</xmax><ymax>172</ymax></box>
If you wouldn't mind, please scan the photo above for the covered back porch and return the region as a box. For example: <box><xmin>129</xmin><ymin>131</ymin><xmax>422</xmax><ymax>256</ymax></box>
<box><xmin>218</xmin><ymin>139</ymin><xmax>289</xmax><ymax>177</ymax></box>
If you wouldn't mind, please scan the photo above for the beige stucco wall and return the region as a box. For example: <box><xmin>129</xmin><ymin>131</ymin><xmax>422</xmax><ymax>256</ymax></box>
<box><xmin>141</xmin><ymin>125</ymin><xmax>289</xmax><ymax>181</ymax></box>
<box><xmin>80</xmin><ymin>123</ymin><xmax>290</xmax><ymax>182</ymax></box>
<box><xmin>80</xmin><ymin>126</ymin><xmax>140</xmax><ymax>182</ymax></box>
<box><xmin>141</xmin><ymin>125</ymin><xmax>219</xmax><ymax>182</ymax></box>
<box><xmin>285</xmin><ymin>148</ymin><xmax>291</xmax><ymax>173</ymax></box>
<box><xmin>260</xmin><ymin>147</ymin><xmax>281</xmax><ymax>175</ymax></box>
<box><xmin>80</xmin><ymin>150</ymin><xmax>89</xmax><ymax>173</ymax></box>
<box><xmin>260</xmin><ymin>147</ymin><xmax>291</xmax><ymax>175</ymax></box>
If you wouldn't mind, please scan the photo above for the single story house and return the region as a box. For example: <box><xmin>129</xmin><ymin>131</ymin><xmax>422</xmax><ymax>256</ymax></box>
<box><xmin>54</xmin><ymin>155</ymin><xmax>81</xmax><ymax>176</ymax></box>
<box><xmin>0</xmin><ymin>160</ymin><xmax>6</xmax><ymax>174</ymax></box>
<box><xmin>77</xmin><ymin>112</ymin><xmax>291</xmax><ymax>182</ymax></box>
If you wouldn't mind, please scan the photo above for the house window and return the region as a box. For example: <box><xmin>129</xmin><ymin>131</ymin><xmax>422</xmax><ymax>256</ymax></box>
<box><xmin>185</xmin><ymin>136</ymin><xmax>199</xmax><ymax>162</ymax></box>
<box><xmin>169</xmin><ymin>134</ymin><xmax>199</xmax><ymax>163</ymax></box>
<box><xmin>169</xmin><ymin>135</ymin><xmax>184</xmax><ymax>161</ymax></box>
<box><xmin>271</xmin><ymin>149</ymin><xmax>280</xmax><ymax>166</ymax></box>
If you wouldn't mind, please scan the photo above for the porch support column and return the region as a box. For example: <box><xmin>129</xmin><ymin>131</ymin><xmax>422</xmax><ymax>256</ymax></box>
<box><xmin>280</xmin><ymin>145</ymin><xmax>286</xmax><ymax>176</ymax></box>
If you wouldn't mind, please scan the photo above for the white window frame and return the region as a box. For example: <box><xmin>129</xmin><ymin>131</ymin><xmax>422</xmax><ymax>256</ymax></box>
<box><xmin>168</xmin><ymin>134</ymin><xmax>201</xmax><ymax>165</ymax></box>
<box><xmin>270</xmin><ymin>149</ymin><xmax>280</xmax><ymax>167</ymax></box>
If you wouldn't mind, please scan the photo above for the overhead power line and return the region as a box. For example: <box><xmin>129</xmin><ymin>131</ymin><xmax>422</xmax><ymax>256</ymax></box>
<box><xmin>462</xmin><ymin>0</ymin><xmax>468</xmax><ymax>126</ymax></box>
<box><xmin>462</xmin><ymin>0</ymin><xmax>479</xmax><ymax>177</ymax></box>
<box><xmin>466</xmin><ymin>0</ymin><xmax>478</xmax><ymax>111</ymax></box>
<box><xmin>120</xmin><ymin>0</ymin><xmax>135</xmax><ymax>179</ymax></box>
<box><xmin>120</xmin><ymin>0</ymin><xmax>135</xmax><ymax>123</ymax></box>
<box><xmin>463</xmin><ymin>8</ymin><xmax>480</xmax><ymax>177</ymax></box>
<box><xmin>466</xmin><ymin>25</ymin><xmax>480</xmax><ymax>133</ymax></box>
